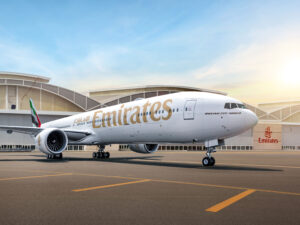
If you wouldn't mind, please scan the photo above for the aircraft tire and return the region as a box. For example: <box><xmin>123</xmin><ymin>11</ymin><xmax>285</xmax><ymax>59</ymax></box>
<box><xmin>202</xmin><ymin>157</ymin><xmax>210</xmax><ymax>167</ymax></box>
<box><xmin>104</xmin><ymin>152</ymin><xmax>110</xmax><ymax>159</ymax></box>
<box><xmin>209</xmin><ymin>157</ymin><xmax>215</xmax><ymax>166</ymax></box>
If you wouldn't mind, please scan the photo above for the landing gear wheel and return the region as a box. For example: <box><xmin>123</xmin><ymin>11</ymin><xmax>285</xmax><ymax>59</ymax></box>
<box><xmin>104</xmin><ymin>152</ymin><xmax>110</xmax><ymax>159</ymax></box>
<box><xmin>93</xmin><ymin>151</ymin><xmax>110</xmax><ymax>159</ymax></box>
<box><xmin>97</xmin><ymin>152</ymin><xmax>103</xmax><ymax>158</ymax></box>
<box><xmin>202</xmin><ymin>157</ymin><xmax>210</xmax><ymax>167</ymax></box>
<box><xmin>209</xmin><ymin>157</ymin><xmax>215</xmax><ymax>166</ymax></box>
<box><xmin>93</xmin><ymin>145</ymin><xmax>110</xmax><ymax>159</ymax></box>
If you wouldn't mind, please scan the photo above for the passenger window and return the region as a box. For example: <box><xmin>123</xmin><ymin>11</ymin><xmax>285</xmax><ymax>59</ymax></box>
<box><xmin>177</xmin><ymin>108</ymin><xmax>179</xmax><ymax>112</ymax></box>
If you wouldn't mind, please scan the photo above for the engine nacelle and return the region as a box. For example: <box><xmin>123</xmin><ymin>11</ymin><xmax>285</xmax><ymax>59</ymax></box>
<box><xmin>129</xmin><ymin>144</ymin><xmax>159</xmax><ymax>154</ymax></box>
<box><xmin>35</xmin><ymin>128</ymin><xmax>68</xmax><ymax>155</ymax></box>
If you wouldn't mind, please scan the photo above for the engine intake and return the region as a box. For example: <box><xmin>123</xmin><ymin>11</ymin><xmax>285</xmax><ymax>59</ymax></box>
<box><xmin>36</xmin><ymin>128</ymin><xmax>68</xmax><ymax>155</ymax></box>
<box><xmin>129</xmin><ymin>144</ymin><xmax>159</xmax><ymax>154</ymax></box>
<box><xmin>47</xmin><ymin>130</ymin><xmax>67</xmax><ymax>152</ymax></box>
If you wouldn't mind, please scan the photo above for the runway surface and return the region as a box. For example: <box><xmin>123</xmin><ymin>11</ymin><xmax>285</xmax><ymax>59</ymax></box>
<box><xmin>0</xmin><ymin>150</ymin><xmax>299</xmax><ymax>225</ymax></box>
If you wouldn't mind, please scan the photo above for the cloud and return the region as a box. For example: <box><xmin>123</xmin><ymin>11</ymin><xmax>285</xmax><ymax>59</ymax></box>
<box><xmin>0</xmin><ymin>40</ymin><xmax>56</xmax><ymax>76</ymax></box>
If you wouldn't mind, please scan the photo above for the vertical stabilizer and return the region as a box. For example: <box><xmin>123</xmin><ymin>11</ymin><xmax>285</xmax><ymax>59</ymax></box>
<box><xmin>29</xmin><ymin>98</ymin><xmax>41</xmax><ymax>127</ymax></box>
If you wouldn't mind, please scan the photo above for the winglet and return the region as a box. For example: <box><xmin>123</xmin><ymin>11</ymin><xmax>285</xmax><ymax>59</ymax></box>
<box><xmin>29</xmin><ymin>98</ymin><xmax>41</xmax><ymax>127</ymax></box>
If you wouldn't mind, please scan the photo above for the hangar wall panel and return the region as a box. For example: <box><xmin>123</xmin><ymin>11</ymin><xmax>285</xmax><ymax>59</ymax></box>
<box><xmin>18</xmin><ymin>86</ymin><xmax>41</xmax><ymax>110</ymax></box>
<box><xmin>0</xmin><ymin>87</ymin><xmax>6</xmax><ymax>109</ymax></box>
<box><xmin>253</xmin><ymin>124</ymin><xmax>282</xmax><ymax>150</ymax></box>
<box><xmin>41</xmin><ymin>90</ymin><xmax>82</xmax><ymax>112</ymax></box>
<box><xmin>282</xmin><ymin>125</ymin><xmax>300</xmax><ymax>146</ymax></box>
<box><xmin>52</xmin><ymin>95</ymin><xmax>82</xmax><ymax>112</ymax></box>
<box><xmin>41</xmin><ymin>90</ymin><xmax>54</xmax><ymax>111</ymax></box>
<box><xmin>224</xmin><ymin>129</ymin><xmax>253</xmax><ymax>146</ymax></box>
<box><xmin>8</xmin><ymin>86</ymin><xmax>17</xmax><ymax>109</ymax></box>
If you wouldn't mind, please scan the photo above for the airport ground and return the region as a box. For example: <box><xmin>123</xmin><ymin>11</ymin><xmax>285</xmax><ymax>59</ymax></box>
<box><xmin>0</xmin><ymin>150</ymin><xmax>299</xmax><ymax>225</ymax></box>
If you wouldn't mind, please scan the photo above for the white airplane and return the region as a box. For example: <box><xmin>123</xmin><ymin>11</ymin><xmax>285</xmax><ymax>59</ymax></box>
<box><xmin>0</xmin><ymin>91</ymin><xmax>258</xmax><ymax>166</ymax></box>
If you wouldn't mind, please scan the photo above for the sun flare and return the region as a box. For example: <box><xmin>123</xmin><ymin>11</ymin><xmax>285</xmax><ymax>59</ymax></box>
<box><xmin>280</xmin><ymin>58</ymin><xmax>300</xmax><ymax>85</ymax></box>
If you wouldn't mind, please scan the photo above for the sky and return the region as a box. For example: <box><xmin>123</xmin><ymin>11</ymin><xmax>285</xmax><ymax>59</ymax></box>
<box><xmin>0</xmin><ymin>0</ymin><xmax>300</xmax><ymax>105</ymax></box>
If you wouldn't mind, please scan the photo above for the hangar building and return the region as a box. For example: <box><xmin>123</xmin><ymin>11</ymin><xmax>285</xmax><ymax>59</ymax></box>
<box><xmin>0</xmin><ymin>72</ymin><xmax>100</xmax><ymax>151</ymax></box>
<box><xmin>0</xmin><ymin>72</ymin><xmax>299</xmax><ymax>152</ymax></box>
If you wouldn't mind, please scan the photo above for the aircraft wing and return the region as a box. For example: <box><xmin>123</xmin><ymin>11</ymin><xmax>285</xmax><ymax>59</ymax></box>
<box><xmin>0</xmin><ymin>126</ymin><xmax>93</xmax><ymax>141</ymax></box>
<box><xmin>0</xmin><ymin>125</ymin><xmax>43</xmax><ymax>135</ymax></box>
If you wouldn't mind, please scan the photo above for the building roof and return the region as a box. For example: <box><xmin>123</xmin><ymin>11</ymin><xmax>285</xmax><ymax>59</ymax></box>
<box><xmin>89</xmin><ymin>85</ymin><xmax>227</xmax><ymax>96</ymax></box>
<box><xmin>0</xmin><ymin>71</ymin><xmax>50</xmax><ymax>83</ymax></box>
<box><xmin>0</xmin><ymin>72</ymin><xmax>100</xmax><ymax>111</ymax></box>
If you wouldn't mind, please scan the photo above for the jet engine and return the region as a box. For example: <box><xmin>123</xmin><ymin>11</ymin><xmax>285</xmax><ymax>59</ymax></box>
<box><xmin>35</xmin><ymin>128</ymin><xmax>68</xmax><ymax>155</ymax></box>
<box><xmin>129</xmin><ymin>144</ymin><xmax>159</xmax><ymax>154</ymax></box>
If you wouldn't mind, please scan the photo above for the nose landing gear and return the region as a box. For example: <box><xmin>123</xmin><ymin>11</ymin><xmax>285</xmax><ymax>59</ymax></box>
<box><xmin>93</xmin><ymin>145</ymin><xmax>110</xmax><ymax>159</ymax></box>
<box><xmin>202</xmin><ymin>147</ymin><xmax>216</xmax><ymax>167</ymax></box>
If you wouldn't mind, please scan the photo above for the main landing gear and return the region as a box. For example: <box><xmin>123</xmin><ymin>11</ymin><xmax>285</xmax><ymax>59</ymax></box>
<box><xmin>93</xmin><ymin>145</ymin><xmax>110</xmax><ymax>159</ymax></box>
<box><xmin>202</xmin><ymin>147</ymin><xmax>216</xmax><ymax>167</ymax></box>
<box><xmin>47</xmin><ymin>153</ymin><xmax>63</xmax><ymax>160</ymax></box>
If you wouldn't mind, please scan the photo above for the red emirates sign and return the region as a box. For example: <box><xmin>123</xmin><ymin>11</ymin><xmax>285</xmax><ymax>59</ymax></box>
<box><xmin>258</xmin><ymin>127</ymin><xmax>279</xmax><ymax>143</ymax></box>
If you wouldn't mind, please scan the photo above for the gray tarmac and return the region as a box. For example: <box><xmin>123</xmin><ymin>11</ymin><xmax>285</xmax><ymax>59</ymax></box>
<box><xmin>0</xmin><ymin>150</ymin><xmax>299</xmax><ymax>225</ymax></box>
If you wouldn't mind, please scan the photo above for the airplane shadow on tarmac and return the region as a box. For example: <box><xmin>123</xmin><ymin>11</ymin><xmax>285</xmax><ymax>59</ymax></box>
<box><xmin>0</xmin><ymin>154</ymin><xmax>282</xmax><ymax>172</ymax></box>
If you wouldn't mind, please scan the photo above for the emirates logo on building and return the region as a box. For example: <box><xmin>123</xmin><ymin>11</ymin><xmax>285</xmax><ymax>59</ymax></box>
<box><xmin>259</xmin><ymin>126</ymin><xmax>279</xmax><ymax>143</ymax></box>
<box><xmin>264</xmin><ymin>126</ymin><xmax>272</xmax><ymax>138</ymax></box>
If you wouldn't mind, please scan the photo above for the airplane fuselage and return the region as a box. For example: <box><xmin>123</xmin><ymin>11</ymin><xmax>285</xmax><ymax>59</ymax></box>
<box><xmin>42</xmin><ymin>92</ymin><xmax>258</xmax><ymax>145</ymax></box>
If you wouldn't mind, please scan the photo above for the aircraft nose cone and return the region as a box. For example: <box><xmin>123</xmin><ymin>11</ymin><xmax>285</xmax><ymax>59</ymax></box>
<box><xmin>247</xmin><ymin>110</ymin><xmax>258</xmax><ymax>127</ymax></box>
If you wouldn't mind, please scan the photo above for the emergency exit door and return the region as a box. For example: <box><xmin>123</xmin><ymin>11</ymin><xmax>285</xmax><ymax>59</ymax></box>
<box><xmin>184</xmin><ymin>100</ymin><xmax>196</xmax><ymax>120</ymax></box>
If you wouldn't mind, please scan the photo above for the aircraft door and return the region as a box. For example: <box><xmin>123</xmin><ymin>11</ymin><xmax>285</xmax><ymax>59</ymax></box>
<box><xmin>184</xmin><ymin>100</ymin><xmax>197</xmax><ymax>120</ymax></box>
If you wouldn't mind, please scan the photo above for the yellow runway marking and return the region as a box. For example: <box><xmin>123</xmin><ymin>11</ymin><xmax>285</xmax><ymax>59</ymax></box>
<box><xmin>206</xmin><ymin>189</ymin><xmax>256</xmax><ymax>212</ymax></box>
<box><xmin>0</xmin><ymin>168</ymin><xmax>64</xmax><ymax>174</ymax></box>
<box><xmin>70</xmin><ymin>172</ymin><xmax>300</xmax><ymax>196</ymax></box>
<box><xmin>74</xmin><ymin>173</ymin><xmax>142</xmax><ymax>180</ymax></box>
<box><xmin>0</xmin><ymin>173</ymin><xmax>72</xmax><ymax>181</ymax></box>
<box><xmin>72</xmin><ymin>179</ymin><xmax>151</xmax><ymax>192</ymax></box>
<box><xmin>151</xmin><ymin>179</ymin><xmax>300</xmax><ymax>196</ymax></box>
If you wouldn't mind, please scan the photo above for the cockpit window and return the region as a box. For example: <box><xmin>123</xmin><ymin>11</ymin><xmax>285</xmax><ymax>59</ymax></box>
<box><xmin>231</xmin><ymin>103</ymin><xmax>238</xmax><ymax>109</ymax></box>
<box><xmin>237</xmin><ymin>104</ymin><xmax>246</xmax><ymax>109</ymax></box>
<box><xmin>224</xmin><ymin>103</ymin><xmax>247</xmax><ymax>109</ymax></box>
<box><xmin>224</xmin><ymin>103</ymin><xmax>230</xmax><ymax>109</ymax></box>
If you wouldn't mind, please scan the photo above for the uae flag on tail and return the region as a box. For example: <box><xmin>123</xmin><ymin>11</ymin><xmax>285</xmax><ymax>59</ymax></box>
<box><xmin>29</xmin><ymin>98</ymin><xmax>41</xmax><ymax>127</ymax></box>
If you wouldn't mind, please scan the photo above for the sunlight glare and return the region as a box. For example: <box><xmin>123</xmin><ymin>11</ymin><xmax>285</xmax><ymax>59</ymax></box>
<box><xmin>280</xmin><ymin>58</ymin><xmax>300</xmax><ymax>85</ymax></box>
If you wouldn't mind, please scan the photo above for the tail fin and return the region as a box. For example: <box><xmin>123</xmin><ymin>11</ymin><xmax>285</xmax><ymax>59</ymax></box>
<box><xmin>29</xmin><ymin>98</ymin><xmax>41</xmax><ymax>127</ymax></box>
